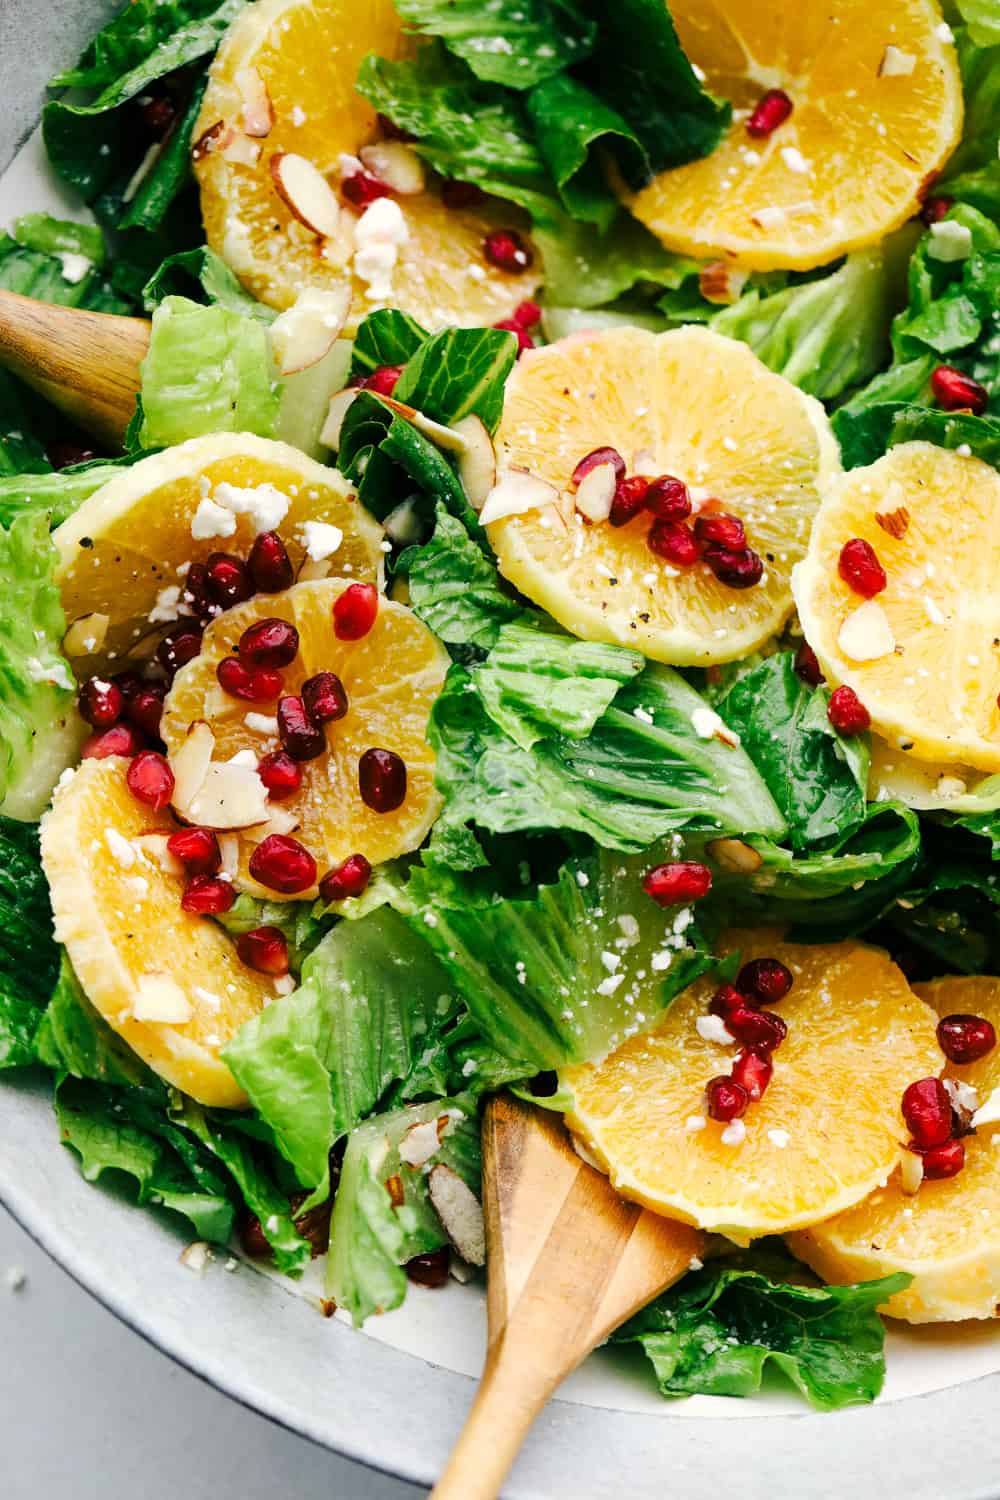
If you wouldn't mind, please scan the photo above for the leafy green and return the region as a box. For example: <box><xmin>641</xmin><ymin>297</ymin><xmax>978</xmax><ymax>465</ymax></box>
<box><xmin>472</xmin><ymin>623</ymin><xmax>644</xmax><ymax>749</ymax></box>
<box><xmin>615</xmin><ymin>1256</ymin><xmax>910</xmax><ymax>1411</ymax></box>
<box><xmin>720</xmin><ymin>653</ymin><xmax>868</xmax><ymax>849</ymax></box>
<box><xmin>0</xmin><ymin>818</ymin><xmax>59</xmax><ymax>1069</ymax></box>
<box><xmin>119</xmin><ymin>78</ymin><xmax>209</xmax><ymax>236</ymax></box>
<box><xmin>939</xmin><ymin>18</ymin><xmax>1000</xmax><ymax>217</ymax></box>
<box><xmin>394</xmin><ymin>326</ymin><xmax>518</xmax><ymax>433</ymax></box>
<box><xmin>0</xmin><ymin>217</ymin><xmax>129</xmax><ymax>314</ymax></box>
<box><xmin>213</xmin><ymin>895</ymin><xmax>328</xmax><ymax>975</ymax></box>
<box><xmin>326</xmin><ymin>1095</ymin><xmax>481</xmax><ymax>1325</ymax></box>
<box><xmin>142</xmin><ymin>247</ymin><xmax>275</xmax><ymax>320</ymax></box>
<box><xmin>525</xmin><ymin>73</ymin><xmax>647</xmax><ymax>231</ymax></box>
<box><xmin>35</xmin><ymin>954</ymin><xmax>148</xmax><ymax>1086</ymax></box>
<box><xmin>0</xmin><ymin>458</ymin><xmax>140</xmax><ymax>530</ymax></box>
<box><xmin>350</xmin><ymin>309</ymin><xmax>429</xmax><ymax>379</ymax></box>
<box><xmin>835</xmin><ymin>402</ymin><xmax>1000</xmax><ymax>471</ymax></box>
<box><xmin>0</xmin><ymin>371</ymin><xmax>50</xmax><ymax>479</ymax></box>
<box><xmin>401</xmin><ymin>504</ymin><xmax>529</xmax><ymax>651</ymax></box>
<box><xmin>138</xmin><ymin>296</ymin><xmax>280</xmax><ymax>447</ymax></box>
<box><xmin>338</xmin><ymin>392</ymin><xmax>475</xmax><ymax>527</ymax></box>
<box><xmin>394</xmin><ymin>0</ymin><xmax>595</xmax><ymax>89</ymax></box>
<box><xmin>0</xmin><ymin>513</ymin><xmax>82</xmax><ymax>820</ymax></box>
<box><xmin>879</xmin><ymin>849</ymin><xmax>1000</xmax><ymax>976</ymax></box>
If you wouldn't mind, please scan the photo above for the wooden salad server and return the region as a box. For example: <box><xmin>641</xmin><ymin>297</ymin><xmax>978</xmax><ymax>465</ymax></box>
<box><xmin>0</xmin><ymin>288</ymin><xmax>150</xmax><ymax>449</ymax></box>
<box><xmin>431</xmin><ymin>1095</ymin><xmax>703</xmax><ymax>1500</ymax></box>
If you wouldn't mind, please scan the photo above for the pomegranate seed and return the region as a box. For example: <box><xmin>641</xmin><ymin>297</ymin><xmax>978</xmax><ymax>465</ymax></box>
<box><xmin>157</xmin><ymin>627</ymin><xmax>202</xmax><ymax>678</ymax></box>
<box><xmin>937</xmin><ymin>1013</ymin><xmax>997</xmax><ymax>1064</ymax></box>
<box><xmin>302</xmin><ymin>671</ymin><xmax>348</xmax><ymax>725</ymax></box>
<box><xmin>362</xmin><ymin>364</ymin><xmax>404</xmax><ymax>396</ymax></box>
<box><xmin>483</xmin><ymin>228</ymin><xmax>532</xmax><ymax>272</ymax></box>
<box><xmin>257</xmin><ymin>749</ymin><xmax>303</xmax><ymax>800</ymax></box>
<box><xmin>405</xmin><ymin>1247</ymin><xmax>450</xmax><ymax>1288</ymax></box>
<box><xmin>319</xmin><ymin>853</ymin><xmax>373</xmax><ymax>903</ymax></box>
<box><xmin>610</xmin><ymin>476</ymin><xmax>652</xmax><ymax>528</ymax></box>
<box><xmin>920</xmin><ymin>1137</ymin><xmax>965</xmax><ymax>1179</ymax></box>
<box><xmin>112</xmin><ymin>671</ymin><xmax>144</xmax><ymax>702</ymax></box>
<box><xmin>441</xmin><ymin>179</ymin><xmax>486</xmax><ymax>210</ymax></box>
<box><xmin>181</xmin><ymin>874</ymin><xmax>236</xmax><ymax>915</ymax></box>
<box><xmin>142</xmin><ymin>95</ymin><xmax>176</xmax><ymax>139</ymax></box>
<box><xmin>902</xmin><ymin>1077</ymin><xmax>953</xmax><ymax>1149</ymax></box>
<box><xmin>645</xmin><ymin>476</ymin><xmax>691</xmax><ymax>522</ymax></box>
<box><xmin>794</xmin><ymin>642</ymin><xmax>824</xmax><ymax>687</ymax></box>
<box><xmin>342</xmin><ymin>170</ymin><xmax>392</xmax><ymax>207</ymax></box>
<box><xmin>47</xmin><ymin>441</ymin><xmax>97</xmax><ymax>470</ymax></box>
<box><xmin>746</xmin><ymin>88</ymin><xmax>793</xmax><ymax>138</ymax></box>
<box><xmin>216</xmin><ymin>657</ymin><xmax>284</xmax><ymax>703</ymax></box>
<box><xmin>920</xmin><ymin>194</ymin><xmax>953</xmax><ymax>226</ymax></box>
<box><xmin>642</xmin><ymin>862</ymin><xmax>712</xmax><ymax>907</ymax></box>
<box><xmin>239</xmin><ymin>618</ymin><xmax>299</xmax><ymax>668</ymax></box>
<box><xmin>705</xmin><ymin>1076</ymin><xmax>748</xmax><ymax>1122</ymax></box>
<box><xmin>529</xmin><ymin>1071</ymin><xmax>558</xmax><ymax>1098</ymax></box>
<box><xmin>694</xmin><ymin>512</ymin><xmax>746</xmax><ymax>550</ymax></box>
<box><xmin>376</xmin><ymin>113</ymin><xmax>411</xmax><ymax>141</ymax></box>
<box><xmin>737</xmin><ymin>957</ymin><xmax>793</xmax><ymax>1006</ymax></box>
<box><xmin>249</xmin><ymin>531</ymin><xmax>294</xmax><ymax>593</ymax></box>
<box><xmin>648</xmin><ymin>518</ymin><xmax>700</xmax><ymax>565</ymax></box>
<box><xmin>931</xmin><ymin>365</ymin><xmax>989</xmax><ymax>415</ymax></box>
<box><xmin>571</xmin><ymin>447</ymin><xmax>627</xmax><ymax>487</ymax></box>
<box><xmin>838</xmin><ymin>538</ymin><xmax>887</xmax><ymax>597</ymax></box>
<box><xmin>249</xmin><ymin>833</ymin><xmax>317</xmax><ymax>894</ymax></box>
<box><xmin>125</xmin><ymin>684</ymin><xmax>166</xmax><ymax>740</ymax></box>
<box><xmin>182</xmin><ymin>562</ymin><xmax>214</xmax><ymax>623</ymax></box>
<box><xmin>78</xmin><ymin>677</ymin><xmax>123</xmax><ymax>728</ymax></box>
<box><xmin>513</xmin><ymin>300</ymin><xmax>542</xmax><ymax>329</ymax></box>
<box><xmin>81</xmin><ymin>723</ymin><xmax>144</xmax><ymax>760</ymax></box>
<box><xmin>237</xmin><ymin>925</ymin><xmax>290</xmax><ymax>976</ymax></box>
<box><xmin>126</xmin><ymin>750</ymin><xmax>174</xmax><ymax>811</ymax></box>
<box><xmin>709</xmin><ymin>984</ymin><xmax>746</xmax><ymax>1020</ymax></box>
<box><xmin>827</xmin><ymin>685</ymin><xmax>870</xmax><ymax>735</ymax></box>
<box><xmin>205</xmin><ymin>552</ymin><xmax>252</xmax><ymax>610</ymax></box>
<box><xmin>493</xmin><ymin>318</ymin><xmax>534</xmax><ymax>353</ymax></box>
<box><xmin>277</xmin><ymin>695</ymin><xmax>326</xmax><ymax>760</ymax></box>
<box><xmin>704</xmin><ymin>545</ymin><xmax>764</xmax><ymax>589</ymax></box>
<box><xmin>167</xmin><ymin>827</ymin><xmax>221</xmax><ymax>876</ymax></box>
<box><xmin>333</xmin><ymin>582</ymin><xmax>379</xmax><ymax>640</ymax></box>
<box><xmin>725</xmin><ymin>1006</ymin><xmax>787</xmax><ymax>1054</ymax></box>
<box><xmin>359</xmin><ymin>748</ymin><xmax>407</xmax><ymax>812</ymax></box>
<box><xmin>731</xmin><ymin>1048</ymin><xmax>772</xmax><ymax>1102</ymax></box>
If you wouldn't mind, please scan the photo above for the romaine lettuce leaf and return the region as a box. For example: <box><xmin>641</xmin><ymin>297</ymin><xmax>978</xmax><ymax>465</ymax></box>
<box><xmin>880</xmin><ymin>851</ymin><xmax>1000</xmax><ymax>976</ymax></box>
<box><xmin>394</xmin><ymin>0</ymin><xmax>595</xmax><ymax>89</ymax></box>
<box><xmin>0</xmin><ymin>216</ymin><xmax>129</xmax><ymax>314</ymax></box>
<box><xmin>614</xmin><ymin>1254</ymin><xmax>910</xmax><ymax>1411</ymax></box>
<box><xmin>0</xmin><ymin>817</ymin><xmax>60</xmax><ymax>1069</ymax></box>
<box><xmin>142</xmin><ymin>246</ymin><xmax>276</xmax><ymax>320</ymax></box>
<box><xmin>338</xmin><ymin>391</ymin><xmax>476</xmax><ymax>528</ymax></box>
<box><xmin>394</xmin><ymin>326</ymin><xmax>518</xmax><ymax>433</ymax></box>
<box><xmin>401</xmin><ymin>504</ymin><xmax>529</xmax><ymax>651</ymax></box>
<box><xmin>326</xmin><ymin>1095</ymin><xmax>481</xmax><ymax>1325</ymax></box>
<box><xmin>0</xmin><ymin>513</ymin><xmax>83</xmax><ymax>820</ymax></box>
<box><xmin>34</xmin><ymin>953</ymin><xmax>149</xmax><ymax>1086</ymax></box>
<box><xmin>0</xmin><ymin>457</ymin><xmax>142</xmax><ymax>530</ymax></box>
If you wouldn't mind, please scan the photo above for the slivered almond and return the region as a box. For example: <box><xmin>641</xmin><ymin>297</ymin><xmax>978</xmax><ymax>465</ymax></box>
<box><xmin>428</xmin><ymin>1164</ymin><xmax>485</xmax><ymax>1266</ymax></box>
<box><xmin>192</xmin><ymin>120</ymin><xmax>227</xmax><ymax>161</ymax></box>
<box><xmin>221</xmin><ymin>133</ymin><xmax>262</xmax><ymax>168</ymax></box>
<box><xmin>236</xmin><ymin>66</ymin><xmax>274</xmax><ymax>137</ymax></box>
<box><xmin>875</xmin><ymin>506</ymin><xmax>910</xmax><ymax>539</ymax></box>
<box><xmin>187</xmin><ymin>762</ymin><xmax>270</xmax><ymax>830</ymax></box>
<box><xmin>398</xmin><ymin>1118</ymin><xmax>443</xmax><ymax>1169</ymax></box>
<box><xmin>269</xmin><ymin>285</ymin><xmax>352</xmax><ymax>375</ymax></box>
<box><xmin>838</xmin><ymin>599</ymin><xmax>896</xmax><ymax>661</ymax></box>
<box><xmin>359</xmin><ymin>141</ymin><xmax>426</xmax><ymax>196</ymax></box>
<box><xmin>453</xmin><ymin>415</ymin><xmax>496</xmax><ymax>510</ymax></box>
<box><xmin>63</xmin><ymin>611</ymin><xmax>109</xmax><ymax>657</ymax></box>
<box><xmin>899</xmin><ymin>1150</ymin><xmax>924</xmax><ymax>1195</ymax></box>
<box><xmin>133</xmin><ymin>973</ymin><xmax>193</xmax><ymax>1024</ymax></box>
<box><xmin>383</xmin><ymin>498</ymin><xmax>424</xmax><ymax>546</ymax></box>
<box><xmin>320</xmin><ymin>388</ymin><xmax>359</xmax><ymax>450</ymax></box>
<box><xmin>217</xmin><ymin>832</ymin><xmax>240</xmax><ymax>880</ymax></box>
<box><xmin>375</xmin><ymin>394</ymin><xmax>469</xmax><ymax>452</ymax></box>
<box><xmin>706</xmin><ymin>837</ymin><xmax>763</xmax><ymax>874</ymax></box>
<box><xmin>133</xmin><ymin>832</ymin><xmax>184</xmax><ymax>878</ymax></box>
<box><xmin>699</xmin><ymin>261</ymin><xmax>749</xmax><ymax>305</ymax></box>
<box><xmin>169</xmin><ymin>721</ymin><xmax>215</xmax><ymax>814</ymax></box>
<box><xmin>575</xmin><ymin>462</ymin><xmax>618</xmax><ymax>523</ymax></box>
<box><xmin>879</xmin><ymin>44</ymin><xmax>916</xmax><ymax>76</ymax></box>
<box><xmin>270</xmin><ymin>153</ymin><xmax>342</xmax><ymax>238</ymax></box>
<box><xmin>480</xmin><ymin>468</ymin><xmax>560</xmax><ymax>526</ymax></box>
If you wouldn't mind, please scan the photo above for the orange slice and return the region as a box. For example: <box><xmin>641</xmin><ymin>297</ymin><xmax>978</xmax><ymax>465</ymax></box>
<box><xmin>194</xmin><ymin>0</ymin><xmax>539</xmax><ymax>323</ymax></box>
<box><xmin>40</xmin><ymin>757</ymin><xmax>273</xmax><ymax>1108</ymax></box>
<box><xmin>622</xmin><ymin>0</ymin><xmax>962</xmax><ymax>270</ymax></box>
<box><xmin>561</xmin><ymin>932</ymin><xmax>940</xmax><ymax>1239</ymax></box>
<box><xmin>791</xmin><ymin>976</ymin><xmax>1000</xmax><ymax>1322</ymax></box>
<box><xmin>487</xmin><ymin>326</ymin><xmax>839</xmax><ymax>665</ymax></box>
<box><xmin>793</xmin><ymin>442</ymin><xmax>1000</xmax><ymax>771</ymax></box>
<box><xmin>54</xmin><ymin>433</ymin><xmax>384</xmax><ymax>679</ymax></box>
<box><xmin>161</xmin><ymin>579</ymin><xmax>447</xmax><ymax>899</ymax></box>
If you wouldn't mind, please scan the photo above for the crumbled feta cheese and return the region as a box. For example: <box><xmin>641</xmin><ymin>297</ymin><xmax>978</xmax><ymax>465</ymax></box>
<box><xmin>353</xmin><ymin>197</ymin><xmax>409</xmax><ymax>301</ymax></box>
<box><xmin>596</xmin><ymin>973</ymin><xmax>625</xmax><ymax>997</ymax></box>
<box><xmin>575</xmin><ymin>870</ymin><xmax>590</xmax><ymax>888</ymax></box>
<box><xmin>57</xmin><ymin>252</ymin><xmax>92</xmax><ymax>284</ymax></box>
<box><xmin>191</xmin><ymin>496</ymin><xmax>237</xmax><ymax>540</ymax></box>
<box><xmin>691</xmin><ymin>705</ymin><xmax>740</xmax><ymax>745</ymax></box>
<box><xmin>767</xmin><ymin>1128</ymin><xmax>791</xmax><ymax>1149</ymax></box>
<box><xmin>696</xmin><ymin>1014</ymin><xmax>735</xmax><ymax>1045</ymax></box>
<box><xmin>300</xmin><ymin>519</ymin><xmax>343</xmax><ymax>561</ymax></box>
<box><xmin>148</xmin><ymin>584</ymin><xmax>184</xmax><ymax>624</ymax></box>
<box><xmin>721</xmin><ymin>1118</ymin><xmax>746</xmax><ymax>1146</ymax></box>
<box><xmin>600</xmin><ymin>951</ymin><xmax>621</xmax><ymax>973</ymax></box>
<box><xmin>685</xmin><ymin>1114</ymin><xmax>706</xmax><ymax>1133</ymax></box>
<box><xmin>780</xmin><ymin>145</ymin><xmax>811</xmax><ymax>174</ymax></box>
<box><xmin>935</xmin><ymin>773</ymin><xmax>967</xmax><ymax>800</ymax></box>
<box><xmin>650</xmin><ymin>950</ymin><xmax>673</xmax><ymax>972</ymax></box>
<box><xmin>245</xmin><ymin>713</ymin><xmax>279</xmax><ymax>736</ymax></box>
<box><xmin>105</xmin><ymin>828</ymin><xmax>136</xmax><ymax>868</ymax></box>
<box><xmin>213</xmin><ymin>481</ymin><xmax>290</xmax><ymax>535</ymax></box>
<box><xmin>26</xmin><ymin>656</ymin><xmax>75</xmax><ymax>691</ymax></box>
<box><xmin>927</xmin><ymin>220</ymin><xmax>973</xmax><ymax>263</ymax></box>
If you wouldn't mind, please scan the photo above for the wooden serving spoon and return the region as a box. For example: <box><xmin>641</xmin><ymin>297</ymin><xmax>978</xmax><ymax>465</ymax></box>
<box><xmin>0</xmin><ymin>288</ymin><xmax>150</xmax><ymax>448</ymax></box>
<box><xmin>431</xmin><ymin>1095</ymin><xmax>703</xmax><ymax>1500</ymax></box>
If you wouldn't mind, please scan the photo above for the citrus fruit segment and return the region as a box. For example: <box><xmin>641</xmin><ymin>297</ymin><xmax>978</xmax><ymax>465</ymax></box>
<box><xmin>487</xmin><ymin>326</ymin><xmax>840</xmax><ymax>665</ymax></box>
<box><xmin>790</xmin><ymin>976</ymin><xmax>1000</xmax><ymax>1322</ymax></box>
<box><xmin>793</xmin><ymin>443</ymin><xmax>1000</xmax><ymax>771</ymax></box>
<box><xmin>622</xmin><ymin>0</ymin><xmax>962</xmax><ymax>270</ymax></box>
<box><xmin>868</xmin><ymin>736</ymin><xmax>999</xmax><ymax>811</ymax></box>
<box><xmin>194</xmin><ymin>0</ymin><xmax>539</xmax><ymax>323</ymax></box>
<box><xmin>40</xmin><ymin>757</ymin><xmax>273</xmax><ymax>1108</ymax></box>
<box><xmin>161</xmin><ymin>579</ymin><xmax>447</xmax><ymax>898</ymax></box>
<box><xmin>561</xmin><ymin>932</ymin><xmax>940</xmax><ymax>1238</ymax></box>
<box><xmin>53</xmin><ymin>433</ymin><xmax>384</xmax><ymax>679</ymax></box>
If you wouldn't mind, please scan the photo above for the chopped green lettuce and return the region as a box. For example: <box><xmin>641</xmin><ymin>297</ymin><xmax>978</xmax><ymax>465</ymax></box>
<box><xmin>142</xmin><ymin>246</ymin><xmax>274</xmax><ymax>320</ymax></box>
<box><xmin>0</xmin><ymin>818</ymin><xmax>60</xmax><ymax>1069</ymax></box>
<box><xmin>350</xmin><ymin>309</ymin><xmax>429</xmax><ymax>379</ymax></box>
<box><xmin>394</xmin><ymin>0</ymin><xmax>595</xmax><ymax>89</ymax></box>
<box><xmin>50</xmin><ymin>0</ymin><xmax>244</xmax><ymax>105</ymax></box>
<box><xmin>394</xmin><ymin>326</ymin><xmax>518</xmax><ymax>433</ymax></box>
<box><xmin>401</xmin><ymin>504</ymin><xmax>529</xmax><ymax>651</ymax></box>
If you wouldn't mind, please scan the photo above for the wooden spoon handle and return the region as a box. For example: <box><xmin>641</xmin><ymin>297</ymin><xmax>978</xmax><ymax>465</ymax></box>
<box><xmin>0</xmin><ymin>289</ymin><xmax>150</xmax><ymax>448</ymax></box>
<box><xmin>430</xmin><ymin>1346</ymin><xmax>554</xmax><ymax>1500</ymax></box>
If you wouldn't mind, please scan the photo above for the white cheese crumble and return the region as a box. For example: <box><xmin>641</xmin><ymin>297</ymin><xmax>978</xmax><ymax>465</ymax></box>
<box><xmin>353</xmin><ymin>197</ymin><xmax>409</xmax><ymax>301</ymax></box>
<box><xmin>972</xmin><ymin>1084</ymin><xmax>1000</xmax><ymax>1129</ymax></box>
<box><xmin>696</xmin><ymin>1014</ymin><xmax>735</xmax><ymax>1045</ymax></box>
<box><xmin>780</xmin><ymin>146</ymin><xmax>811</xmax><ymax>174</ymax></box>
<box><xmin>191</xmin><ymin>496</ymin><xmax>237</xmax><ymax>540</ymax></box>
<box><xmin>105</xmin><ymin>828</ymin><xmax>136</xmax><ymax>868</ymax></box>
<box><xmin>721</xmin><ymin>1118</ymin><xmax>746</xmax><ymax>1147</ymax></box>
<box><xmin>927</xmin><ymin>220</ymin><xmax>973</xmax><ymax>263</ymax></box>
<box><xmin>57</xmin><ymin>252</ymin><xmax>92</xmax><ymax>284</ymax></box>
<box><xmin>685</xmin><ymin>1114</ymin><xmax>706</xmax><ymax>1133</ymax></box>
<box><xmin>245</xmin><ymin>713</ymin><xmax>279</xmax><ymax>736</ymax></box>
<box><xmin>300</xmin><ymin>519</ymin><xmax>343</xmax><ymax>561</ymax></box>
<box><xmin>596</xmin><ymin>973</ymin><xmax>625</xmax><ymax>997</ymax></box>
<box><xmin>690</xmin><ymin>705</ymin><xmax>740</xmax><ymax>745</ymax></box>
<box><xmin>213</xmin><ymin>480</ymin><xmax>291</xmax><ymax>535</ymax></box>
<box><xmin>148</xmin><ymin>584</ymin><xmax>184</xmax><ymax>624</ymax></box>
<box><xmin>767</xmin><ymin>1128</ymin><xmax>791</xmax><ymax>1149</ymax></box>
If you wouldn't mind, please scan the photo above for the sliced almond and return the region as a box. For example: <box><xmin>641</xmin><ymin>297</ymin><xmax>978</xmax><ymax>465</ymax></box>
<box><xmin>575</xmin><ymin>462</ymin><xmax>618</xmax><ymax>524</ymax></box>
<box><xmin>319</xmin><ymin>388</ymin><xmax>358</xmax><ymax>450</ymax></box>
<box><xmin>359</xmin><ymin>140</ymin><xmax>426</xmax><ymax>195</ymax></box>
<box><xmin>252</xmin><ymin>802</ymin><xmax>300</xmax><ymax>838</ymax></box>
<box><xmin>879</xmin><ymin>44</ymin><xmax>916</xmax><ymax>77</ymax></box>
<box><xmin>699</xmin><ymin>261</ymin><xmax>749</xmax><ymax>305</ymax></box>
<box><xmin>132</xmin><ymin>832</ymin><xmax>184</xmax><ymax>878</ymax></box>
<box><xmin>899</xmin><ymin>1149</ymin><xmax>924</xmax><ymax>1195</ymax></box>
<box><xmin>133</xmin><ymin>973</ymin><xmax>193</xmax><ymax>1024</ymax></box>
<box><xmin>706</xmin><ymin>837</ymin><xmax>764</xmax><ymax>874</ymax></box>
<box><xmin>383</xmin><ymin>498</ymin><xmax>424</xmax><ymax>546</ymax></box>
<box><xmin>187</xmin><ymin>762</ymin><xmax>270</xmax><ymax>830</ymax></box>
<box><xmin>269</xmin><ymin>285</ymin><xmax>352</xmax><ymax>376</ymax></box>
<box><xmin>221</xmin><ymin>133</ymin><xmax>262</xmax><ymax>168</ymax></box>
<box><xmin>838</xmin><ymin>599</ymin><xmax>896</xmax><ymax>662</ymax></box>
<box><xmin>270</xmin><ymin>152</ymin><xmax>342</xmax><ymax>239</ymax></box>
<box><xmin>375</xmin><ymin>394</ymin><xmax>469</xmax><ymax>452</ymax></box>
<box><xmin>192</xmin><ymin>120</ymin><xmax>227</xmax><ymax>161</ymax></box>
<box><xmin>217</xmin><ymin>832</ymin><xmax>240</xmax><ymax>881</ymax></box>
<box><xmin>235</xmin><ymin>66</ymin><xmax>275</xmax><ymax>137</ymax></box>
<box><xmin>169</xmin><ymin>720</ymin><xmax>215</xmax><ymax>814</ymax></box>
<box><xmin>297</xmin><ymin>557</ymin><xmax>334</xmax><ymax>581</ymax></box>
<box><xmin>453</xmin><ymin>415</ymin><xmax>497</xmax><ymax>511</ymax></box>
<box><xmin>398</xmin><ymin>1117</ymin><xmax>443</xmax><ymax>1169</ymax></box>
<box><xmin>428</xmin><ymin>1163</ymin><xmax>486</xmax><ymax>1266</ymax></box>
<box><xmin>875</xmin><ymin>506</ymin><xmax>909</xmax><ymax>539</ymax></box>
<box><xmin>63</xmin><ymin>612</ymin><xmax>110</xmax><ymax>658</ymax></box>
<box><xmin>480</xmin><ymin>468</ymin><xmax>560</xmax><ymax>526</ymax></box>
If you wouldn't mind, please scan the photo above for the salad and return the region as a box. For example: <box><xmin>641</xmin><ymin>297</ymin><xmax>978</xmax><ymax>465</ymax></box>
<box><xmin>2</xmin><ymin>0</ymin><xmax>1000</xmax><ymax>1418</ymax></box>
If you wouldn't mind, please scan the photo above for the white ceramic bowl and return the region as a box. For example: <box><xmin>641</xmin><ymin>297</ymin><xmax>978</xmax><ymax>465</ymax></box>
<box><xmin>2</xmin><ymin>8</ymin><xmax>1000</xmax><ymax>1494</ymax></box>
